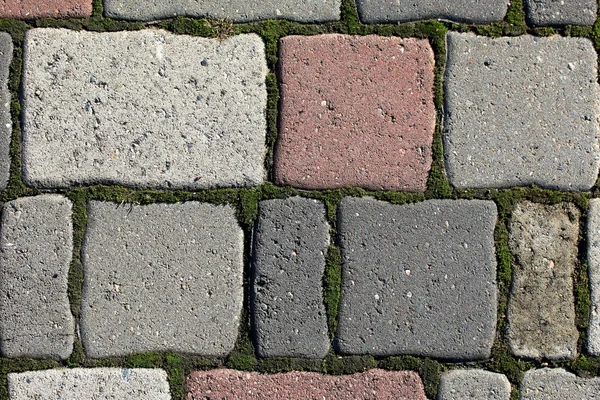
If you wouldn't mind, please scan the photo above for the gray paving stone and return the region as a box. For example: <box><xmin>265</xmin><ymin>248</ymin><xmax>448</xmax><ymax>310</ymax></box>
<box><xmin>521</xmin><ymin>368</ymin><xmax>600</xmax><ymax>399</ymax></box>
<box><xmin>356</xmin><ymin>0</ymin><xmax>509</xmax><ymax>23</ymax></box>
<box><xmin>22</xmin><ymin>28</ymin><xmax>267</xmax><ymax>189</ymax></box>
<box><xmin>8</xmin><ymin>368</ymin><xmax>171</xmax><ymax>399</ymax></box>
<box><xmin>525</xmin><ymin>0</ymin><xmax>597</xmax><ymax>26</ymax></box>
<box><xmin>80</xmin><ymin>201</ymin><xmax>243</xmax><ymax>357</ymax></box>
<box><xmin>335</xmin><ymin>197</ymin><xmax>498</xmax><ymax>360</ymax></box>
<box><xmin>104</xmin><ymin>0</ymin><xmax>340</xmax><ymax>22</ymax></box>
<box><xmin>252</xmin><ymin>197</ymin><xmax>330</xmax><ymax>358</ymax></box>
<box><xmin>587</xmin><ymin>198</ymin><xmax>600</xmax><ymax>355</ymax></box>
<box><xmin>444</xmin><ymin>32</ymin><xmax>600</xmax><ymax>191</ymax></box>
<box><xmin>437</xmin><ymin>369</ymin><xmax>511</xmax><ymax>400</ymax></box>
<box><xmin>0</xmin><ymin>33</ymin><xmax>12</xmax><ymax>191</ymax></box>
<box><xmin>0</xmin><ymin>195</ymin><xmax>74</xmax><ymax>360</ymax></box>
<box><xmin>507</xmin><ymin>201</ymin><xmax>579</xmax><ymax>361</ymax></box>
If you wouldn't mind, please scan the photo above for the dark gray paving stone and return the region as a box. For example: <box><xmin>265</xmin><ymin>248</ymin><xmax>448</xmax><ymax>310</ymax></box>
<box><xmin>356</xmin><ymin>0</ymin><xmax>509</xmax><ymax>23</ymax></box>
<box><xmin>0</xmin><ymin>33</ymin><xmax>12</xmax><ymax>190</ymax></box>
<box><xmin>80</xmin><ymin>201</ymin><xmax>243</xmax><ymax>357</ymax></box>
<box><xmin>588</xmin><ymin>198</ymin><xmax>600</xmax><ymax>355</ymax></box>
<box><xmin>104</xmin><ymin>0</ymin><xmax>340</xmax><ymax>22</ymax></box>
<box><xmin>507</xmin><ymin>201</ymin><xmax>579</xmax><ymax>361</ymax></box>
<box><xmin>252</xmin><ymin>197</ymin><xmax>330</xmax><ymax>358</ymax></box>
<box><xmin>0</xmin><ymin>195</ymin><xmax>74</xmax><ymax>360</ymax></box>
<box><xmin>444</xmin><ymin>32</ymin><xmax>599</xmax><ymax>191</ymax></box>
<box><xmin>437</xmin><ymin>369</ymin><xmax>511</xmax><ymax>400</ymax></box>
<box><xmin>335</xmin><ymin>197</ymin><xmax>498</xmax><ymax>360</ymax></box>
<box><xmin>521</xmin><ymin>368</ymin><xmax>600</xmax><ymax>399</ymax></box>
<box><xmin>525</xmin><ymin>0</ymin><xmax>597</xmax><ymax>26</ymax></box>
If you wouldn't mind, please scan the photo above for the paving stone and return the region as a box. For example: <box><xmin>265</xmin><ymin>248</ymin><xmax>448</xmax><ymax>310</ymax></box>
<box><xmin>0</xmin><ymin>33</ymin><xmax>12</xmax><ymax>191</ymax></box>
<box><xmin>444</xmin><ymin>32</ymin><xmax>600</xmax><ymax>191</ymax></box>
<box><xmin>0</xmin><ymin>0</ymin><xmax>92</xmax><ymax>18</ymax></box>
<box><xmin>437</xmin><ymin>369</ymin><xmax>511</xmax><ymax>400</ymax></box>
<box><xmin>521</xmin><ymin>368</ymin><xmax>600</xmax><ymax>399</ymax></box>
<box><xmin>274</xmin><ymin>35</ymin><xmax>435</xmax><ymax>192</ymax></box>
<box><xmin>186</xmin><ymin>368</ymin><xmax>427</xmax><ymax>399</ymax></box>
<box><xmin>0</xmin><ymin>195</ymin><xmax>74</xmax><ymax>360</ymax></box>
<box><xmin>525</xmin><ymin>0</ymin><xmax>597</xmax><ymax>26</ymax></box>
<box><xmin>80</xmin><ymin>201</ymin><xmax>243</xmax><ymax>357</ymax></box>
<box><xmin>22</xmin><ymin>29</ymin><xmax>267</xmax><ymax>189</ymax></box>
<box><xmin>335</xmin><ymin>197</ymin><xmax>498</xmax><ymax>360</ymax></box>
<box><xmin>587</xmin><ymin>198</ymin><xmax>600</xmax><ymax>355</ymax></box>
<box><xmin>104</xmin><ymin>0</ymin><xmax>340</xmax><ymax>22</ymax></box>
<box><xmin>8</xmin><ymin>368</ymin><xmax>170</xmax><ymax>399</ymax></box>
<box><xmin>507</xmin><ymin>201</ymin><xmax>579</xmax><ymax>360</ymax></box>
<box><xmin>355</xmin><ymin>0</ymin><xmax>509</xmax><ymax>23</ymax></box>
<box><xmin>252</xmin><ymin>197</ymin><xmax>330</xmax><ymax>358</ymax></box>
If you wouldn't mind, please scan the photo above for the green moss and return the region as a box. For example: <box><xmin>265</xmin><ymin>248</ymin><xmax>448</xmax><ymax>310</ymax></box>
<box><xmin>380</xmin><ymin>355</ymin><xmax>442</xmax><ymax>399</ymax></box>
<box><xmin>323</xmin><ymin>246</ymin><xmax>342</xmax><ymax>340</ymax></box>
<box><xmin>575</xmin><ymin>261</ymin><xmax>591</xmax><ymax>331</ymax></box>
<box><xmin>340</xmin><ymin>0</ymin><xmax>361</xmax><ymax>35</ymax></box>
<box><xmin>66</xmin><ymin>189</ymin><xmax>87</xmax><ymax>320</ymax></box>
<box><xmin>237</xmin><ymin>189</ymin><xmax>259</xmax><ymax>230</ymax></box>
<box><xmin>324</xmin><ymin>354</ymin><xmax>376</xmax><ymax>374</ymax></box>
<box><xmin>165</xmin><ymin>354</ymin><xmax>185</xmax><ymax>400</ymax></box>
<box><xmin>568</xmin><ymin>355</ymin><xmax>600</xmax><ymax>377</ymax></box>
<box><xmin>92</xmin><ymin>0</ymin><xmax>104</xmax><ymax>18</ymax></box>
<box><xmin>258</xmin><ymin>357</ymin><xmax>323</xmax><ymax>373</ymax></box>
<box><xmin>264</xmin><ymin>73</ymin><xmax>279</xmax><ymax>178</ymax></box>
<box><xmin>485</xmin><ymin>347</ymin><xmax>531</xmax><ymax>385</ymax></box>
<box><xmin>124</xmin><ymin>352</ymin><xmax>163</xmax><ymax>368</ymax></box>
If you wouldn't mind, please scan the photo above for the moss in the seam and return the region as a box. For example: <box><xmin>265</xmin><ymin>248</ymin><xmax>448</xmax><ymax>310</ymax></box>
<box><xmin>165</xmin><ymin>353</ymin><xmax>185</xmax><ymax>400</ymax></box>
<box><xmin>340</xmin><ymin>0</ymin><xmax>361</xmax><ymax>35</ymax></box>
<box><xmin>226</xmin><ymin>338</ymin><xmax>258</xmax><ymax>371</ymax></box>
<box><xmin>92</xmin><ymin>0</ymin><xmax>104</xmax><ymax>18</ymax></box>
<box><xmin>484</xmin><ymin>345</ymin><xmax>531</xmax><ymax>387</ymax></box>
<box><xmin>324</xmin><ymin>354</ymin><xmax>376</xmax><ymax>374</ymax></box>
<box><xmin>237</xmin><ymin>188</ymin><xmax>259</xmax><ymax>230</ymax></box>
<box><xmin>258</xmin><ymin>357</ymin><xmax>323</xmax><ymax>373</ymax></box>
<box><xmin>323</xmin><ymin>246</ymin><xmax>342</xmax><ymax>340</ymax></box>
<box><xmin>66</xmin><ymin>189</ymin><xmax>87</xmax><ymax>321</ymax></box>
<box><xmin>264</xmin><ymin>73</ymin><xmax>279</xmax><ymax>178</ymax></box>
<box><xmin>380</xmin><ymin>355</ymin><xmax>442</xmax><ymax>399</ymax></box>
<box><xmin>568</xmin><ymin>355</ymin><xmax>600</xmax><ymax>377</ymax></box>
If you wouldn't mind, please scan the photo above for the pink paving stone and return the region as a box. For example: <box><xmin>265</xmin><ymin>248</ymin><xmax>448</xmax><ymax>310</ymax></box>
<box><xmin>274</xmin><ymin>34</ymin><xmax>436</xmax><ymax>192</ymax></box>
<box><xmin>0</xmin><ymin>0</ymin><xmax>92</xmax><ymax>18</ymax></box>
<box><xmin>185</xmin><ymin>368</ymin><xmax>427</xmax><ymax>400</ymax></box>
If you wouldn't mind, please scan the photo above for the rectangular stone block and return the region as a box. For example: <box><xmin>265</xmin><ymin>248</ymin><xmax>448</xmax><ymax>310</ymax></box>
<box><xmin>438</xmin><ymin>370</ymin><xmax>511</xmax><ymax>400</ymax></box>
<box><xmin>0</xmin><ymin>0</ymin><xmax>92</xmax><ymax>18</ymax></box>
<box><xmin>0</xmin><ymin>33</ymin><xmax>12</xmax><ymax>191</ymax></box>
<box><xmin>521</xmin><ymin>368</ymin><xmax>600</xmax><ymax>399</ymax></box>
<box><xmin>525</xmin><ymin>0</ymin><xmax>597</xmax><ymax>26</ymax></box>
<box><xmin>23</xmin><ymin>29</ymin><xmax>267</xmax><ymax>189</ymax></box>
<box><xmin>587</xmin><ymin>198</ymin><xmax>600</xmax><ymax>355</ymax></box>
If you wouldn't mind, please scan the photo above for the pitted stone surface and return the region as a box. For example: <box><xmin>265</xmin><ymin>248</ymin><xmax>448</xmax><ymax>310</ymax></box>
<box><xmin>0</xmin><ymin>195</ymin><xmax>74</xmax><ymax>360</ymax></box>
<box><xmin>22</xmin><ymin>29</ymin><xmax>267</xmax><ymax>189</ymax></box>
<box><xmin>437</xmin><ymin>369</ymin><xmax>511</xmax><ymax>400</ymax></box>
<box><xmin>81</xmin><ymin>201</ymin><xmax>243</xmax><ymax>357</ymax></box>
<box><xmin>521</xmin><ymin>368</ymin><xmax>600</xmax><ymax>399</ymax></box>
<box><xmin>252</xmin><ymin>197</ymin><xmax>330</xmax><ymax>358</ymax></box>
<box><xmin>104</xmin><ymin>0</ymin><xmax>340</xmax><ymax>22</ymax></box>
<box><xmin>0</xmin><ymin>33</ymin><xmax>12</xmax><ymax>191</ymax></box>
<box><xmin>587</xmin><ymin>198</ymin><xmax>600</xmax><ymax>355</ymax></box>
<box><xmin>335</xmin><ymin>197</ymin><xmax>498</xmax><ymax>360</ymax></box>
<box><xmin>0</xmin><ymin>0</ymin><xmax>92</xmax><ymax>18</ymax></box>
<box><xmin>8</xmin><ymin>368</ymin><xmax>171</xmax><ymax>399</ymax></box>
<box><xmin>507</xmin><ymin>201</ymin><xmax>579</xmax><ymax>360</ymax></box>
<box><xmin>275</xmin><ymin>35</ymin><xmax>435</xmax><ymax>192</ymax></box>
<box><xmin>186</xmin><ymin>369</ymin><xmax>427</xmax><ymax>399</ymax></box>
<box><xmin>444</xmin><ymin>32</ymin><xmax>600</xmax><ymax>191</ymax></box>
<box><xmin>356</xmin><ymin>0</ymin><xmax>509</xmax><ymax>23</ymax></box>
<box><xmin>525</xmin><ymin>0</ymin><xmax>597</xmax><ymax>26</ymax></box>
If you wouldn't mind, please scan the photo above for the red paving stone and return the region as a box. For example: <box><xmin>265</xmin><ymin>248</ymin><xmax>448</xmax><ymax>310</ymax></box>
<box><xmin>0</xmin><ymin>0</ymin><xmax>92</xmax><ymax>18</ymax></box>
<box><xmin>185</xmin><ymin>368</ymin><xmax>427</xmax><ymax>400</ymax></box>
<box><xmin>274</xmin><ymin>34</ymin><xmax>436</xmax><ymax>192</ymax></box>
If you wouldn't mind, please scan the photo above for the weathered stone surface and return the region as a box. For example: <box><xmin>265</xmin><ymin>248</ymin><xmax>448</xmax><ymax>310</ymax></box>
<box><xmin>252</xmin><ymin>197</ymin><xmax>330</xmax><ymax>358</ymax></box>
<box><xmin>22</xmin><ymin>29</ymin><xmax>267</xmax><ymax>189</ymax></box>
<box><xmin>521</xmin><ymin>368</ymin><xmax>600</xmax><ymax>399</ymax></box>
<box><xmin>81</xmin><ymin>201</ymin><xmax>243</xmax><ymax>357</ymax></box>
<box><xmin>8</xmin><ymin>368</ymin><xmax>171</xmax><ymax>399</ymax></box>
<box><xmin>507</xmin><ymin>201</ymin><xmax>579</xmax><ymax>360</ymax></box>
<box><xmin>0</xmin><ymin>0</ymin><xmax>92</xmax><ymax>18</ymax></box>
<box><xmin>104</xmin><ymin>0</ymin><xmax>340</xmax><ymax>22</ymax></box>
<box><xmin>444</xmin><ymin>32</ymin><xmax>600</xmax><ymax>191</ymax></box>
<box><xmin>587</xmin><ymin>198</ymin><xmax>600</xmax><ymax>355</ymax></box>
<box><xmin>336</xmin><ymin>197</ymin><xmax>498</xmax><ymax>360</ymax></box>
<box><xmin>186</xmin><ymin>369</ymin><xmax>427</xmax><ymax>399</ymax></box>
<box><xmin>438</xmin><ymin>369</ymin><xmax>511</xmax><ymax>400</ymax></box>
<box><xmin>275</xmin><ymin>35</ymin><xmax>435</xmax><ymax>192</ymax></box>
<box><xmin>0</xmin><ymin>33</ymin><xmax>12</xmax><ymax>191</ymax></box>
<box><xmin>355</xmin><ymin>0</ymin><xmax>509</xmax><ymax>23</ymax></box>
<box><xmin>525</xmin><ymin>0</ymin><xmax>597</xmax><ymax>26</ymax></box>
<box><xmin>0</xmin><ymin>195</ymin><xmax>74</xmax><ymax>360</ymax></box>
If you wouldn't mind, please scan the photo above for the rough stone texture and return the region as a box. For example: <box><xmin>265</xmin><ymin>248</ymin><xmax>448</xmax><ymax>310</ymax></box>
<box><xmin>589</xmin><ymin>198</ymin><xmax>600</xmax><ymax>355</ymax></box>
<box><xmin>355</xmin><ymin>0</ymin><xmax>509</xmax><ymax>23</ymax></box>
<box><xmin>437</xmin><ymin>370</ymin><xmax>511</xmax><ymax>400</ymax></box>
<box><xmin>444</xmin><ymin>32</ymin><xmax>600</xmax><ymax>191</ymax></box>
<box><xmin>336</xmin><ymin>197</ymin><xmax>498</xmax><ymax>360</ymax></box>
<box><xmin>104</xmin><ymin>0</ymin><xmax>340</xmax><ymax>22</ymax></box>
<box><xmin>275</xmin><ymin>35</ymin><xmax>435</xmax><ymax>192</ymax></box>
<box><xmin>0</xmin><ymin>33</ymin><xmax>12</xmax><ymax>191</ymax></box>
<box><xmin>0</xmin><ymin>0</ymin><xmax>92</xmax><ymax>18</ymax></box>
<box><xmin>8</xmin><ymin>368</ymin><xmax>171</xmax><ymax>400</ymax></box>
<box><xmin>525</xmin><ymin>0</ymin><xmax>597</xmax><ymax>26</ymax></box>
<box><xmin>186</xmin><ymin>369</ymin><xmax>427</xmax><ymax>399</ymax></box>
<box><xmin>22</xmin><ymin>29</ymin><xmax>267</xmax><ymax>189</ymax></box>
<box><xmin>0</xmin><ymin>195</ymin><xmax>74</xmax><ymax>360</ymax></box>
<box><xmin>507</xmin><ymin>201</ymin><xmax>579</xmax><ymax>360</ymax></box>
<box><xmin>81</xmin><ymin>201</ymin><xmax>243</xmax><ymax>357</ymax></box>
<box><xmin>252</xmin><ymin>197</ymin><xmax>330</xmax><ymax>358</ymax></box>
<box><xmin>521</xmin><ymin>368</ymin><xmax>600</xmax><ymax>399</ymax></box>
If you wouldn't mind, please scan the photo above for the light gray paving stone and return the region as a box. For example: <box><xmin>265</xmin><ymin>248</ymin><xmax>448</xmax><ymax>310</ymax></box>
<box><xmin>0</xmin><ymin>195</ymin><xmax>74</xmax><ymax>359</ymax></box>
<box><xmin>521</xmin><ymin>368</ymin><xmax>600</xmax><ymax>399</ymax></box>
<box><xmin>335</xmin><ymin>197</ymin><xmax>498</xmax><ymax>360</ymax></box>
<box><xmin>525</xmin><ymin>0</ymin><xmax>597</xmax><ymax>26</ymax></box>
<box><xmin>0</xmin><ymin>33</ymin><xmax>11</xmax><ymax>191</ymax></box>
<box><xmin>437</xmin><ymin>369</ymin><xmax>511</xmax><ymax>400</ymax></box>
<box><xmin>104</xmin><ymin>0</ymin><xmax>340</xmax><ymax>22</ymax></box>
<box><xmin>507</xmin><ymin>201</ymin><xmax>579</xmax><ymax>361</ymax></box>
<box><xmin>80</xmin><ymin>201</ymin><xmax>243</xmax><ymax>357</ymax></box>
<box><xmin>587</xmin><ymin>198</ymin><xmax>600</xmax><ymax>355</ymax></box>
<box><xmin>356</xmin><ymin>0</ymin><xmax>509</xmax><ymax>23</ymax></box>
<box><xmin>252</xmin><ymin>197</ymin><xmax>330</xmax><ymax>358</ymax></box>
<box><xmin>8</xmin><ymin>368</ymin><xmax>171</xmax><ymax>400</ymax></box>
<box><xmin>22</xmin><ymin>28</ymin><xmax>267</xmax><ymax>189</ymax></box>
<box><xmin>444</xmin><ymin>32</ymin><xmax>600</xmax><ymax>191</ymax></box>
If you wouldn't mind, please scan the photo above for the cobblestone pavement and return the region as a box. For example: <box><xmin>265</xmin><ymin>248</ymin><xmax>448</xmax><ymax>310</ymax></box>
<box><xmin>0</xmin><ymin>0</ymin><xmax>600</xmax><ymax>399</ymax></box>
